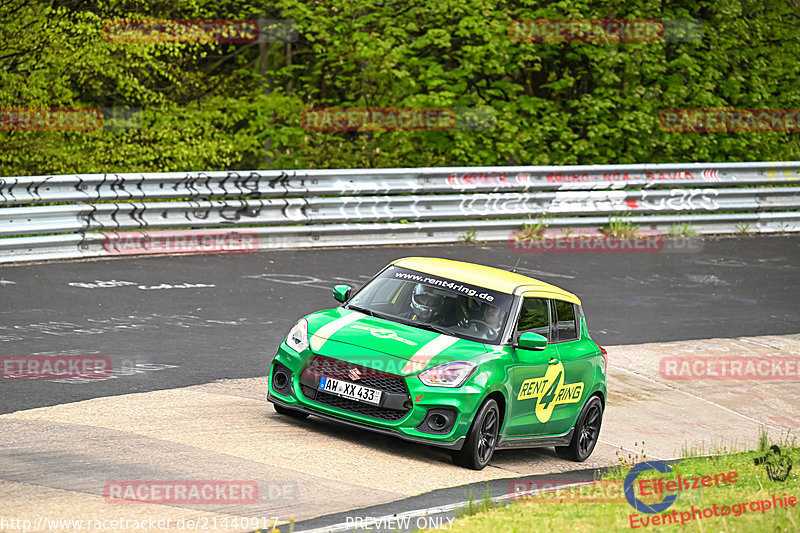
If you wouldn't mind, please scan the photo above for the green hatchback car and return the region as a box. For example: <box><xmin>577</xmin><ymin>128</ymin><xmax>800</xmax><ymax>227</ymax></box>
<box><xmin>267</xmin><ymin>257</ymin><xmax>607</xmax><ymax>469</ymax></box>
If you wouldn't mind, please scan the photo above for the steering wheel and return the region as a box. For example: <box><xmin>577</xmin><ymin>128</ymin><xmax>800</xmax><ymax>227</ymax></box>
<box><xmin>469</xmin><ymin>319</ymin><xmax>496</xmax><ymax>336</ymax></box>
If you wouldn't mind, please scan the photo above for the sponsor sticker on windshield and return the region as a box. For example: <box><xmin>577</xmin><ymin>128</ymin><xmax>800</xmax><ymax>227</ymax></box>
<box><xmin>382</xmin><ymin>266</ymin><xmax>513</xmax><ymax>308</ymax></box>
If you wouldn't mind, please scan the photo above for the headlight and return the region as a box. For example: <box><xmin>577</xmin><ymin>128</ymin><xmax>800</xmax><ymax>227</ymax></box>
<box><xmin>418</xmin><ymin>361</ymin><xmax>477</xmax><ymax>388</ymax></box>
<box><xmin>286</xmin><ymin>319</ymin><xmax>309</xmax><ymax>353</ymax></box>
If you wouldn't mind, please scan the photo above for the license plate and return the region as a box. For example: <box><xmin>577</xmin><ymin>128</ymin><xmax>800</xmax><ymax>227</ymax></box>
<box><xmin>318</xmin><ymin>376</ymin><xmax>382</xmax><ymax>405</ymax></box>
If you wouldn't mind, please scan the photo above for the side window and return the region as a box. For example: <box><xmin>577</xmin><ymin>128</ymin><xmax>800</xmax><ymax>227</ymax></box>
<box><xmin>516</xmin><ymin>297</ymin><xmax>550</xmax><ymax>340</ymax></box>
<box><xmin>355</xmin><ymin>279</ymin><xmax>404</xmax><ymax>308</ymax></box>
<box><xmin>553</xmin><ymin>300</ymin><xmax>578</xmax><ymax>342</ymax></box>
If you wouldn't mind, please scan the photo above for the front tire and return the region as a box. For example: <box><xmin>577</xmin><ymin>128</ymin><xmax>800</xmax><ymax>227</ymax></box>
<box><xmin>555</xmin><ymin>395</ymin><xmax>603</xmax><ymax>462</ymax></box>
<box><xmin>273</xmin><ymin>403</ymin><xmax>309</xmax><ymax>420</ymax></box>
<box><xmin>451</xmin><ymin>398</ymin><xmax>500</xmax><ymax>470</ymax></box>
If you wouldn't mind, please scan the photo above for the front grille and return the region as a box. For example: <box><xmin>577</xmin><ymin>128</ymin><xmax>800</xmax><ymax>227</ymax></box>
<box><xmin>304</xmin><ymin>355</ymin><xmax>408</xmax><ymax>394</ymax></box>
<box><xmin>313</xmin><ymin>390</ymin><xmax>409</xmax><ymax>421</ymax></box>
<box><xmin>301</xmin><ymin>355</ymin><xmax>410</xmax><ymax>421</ymax></box>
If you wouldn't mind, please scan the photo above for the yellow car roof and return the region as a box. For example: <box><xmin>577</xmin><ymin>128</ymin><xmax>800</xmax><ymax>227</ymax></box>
<box><xmin>391</xmin><ymin>257</ymin><xmax>581</xmax><ymax>305</ymax></box>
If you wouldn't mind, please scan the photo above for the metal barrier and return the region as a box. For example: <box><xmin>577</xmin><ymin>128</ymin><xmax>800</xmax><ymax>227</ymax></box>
<box><xmin>0</xmin><ymin>161</ymin><xmax>798</xmax><ymax>263</ymax></box>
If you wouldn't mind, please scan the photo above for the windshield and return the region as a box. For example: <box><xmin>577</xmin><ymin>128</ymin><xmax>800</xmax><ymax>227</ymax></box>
<box><xmin>346</xmin><ymin>265</ymin><xmax>514</xmax><ymax>344</ymax></box>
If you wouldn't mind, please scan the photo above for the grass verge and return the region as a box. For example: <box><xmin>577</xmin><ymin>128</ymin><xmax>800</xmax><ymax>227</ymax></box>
<box><xmin>417</xmin><ymin>443</ymin><xmax>799</xmax><ymax>532</ymax></box>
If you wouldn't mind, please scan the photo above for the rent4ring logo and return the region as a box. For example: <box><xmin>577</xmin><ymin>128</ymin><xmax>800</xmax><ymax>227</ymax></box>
<box><xmin>516</xmin><ymin>361</ymin><xmax>583</xmax><ymax>423</ymax></box>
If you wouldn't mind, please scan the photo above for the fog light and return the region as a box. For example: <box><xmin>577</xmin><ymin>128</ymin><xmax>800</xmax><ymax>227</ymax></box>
<box><xmin>416</xmin><ymin>408</ymin><xmax>457</xmax><ymax>435</ymax></box>
<box><xmin>271</xmin><ymin>362</ymin><xmax>292</xmax><ymax>395</ymax></box>
<box><xmin>274</xmin><ymin>372</ymin><xmax>288</xmax><ymax>389</ymax></box>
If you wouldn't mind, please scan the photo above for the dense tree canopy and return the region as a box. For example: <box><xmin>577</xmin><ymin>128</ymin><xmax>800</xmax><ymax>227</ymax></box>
<box><xmin>1</xmin><ymin>0</ymin><xmax>798</xmax><ymax>175</ymax></box>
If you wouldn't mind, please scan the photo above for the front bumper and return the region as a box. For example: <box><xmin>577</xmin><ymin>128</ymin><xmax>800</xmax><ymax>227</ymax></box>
<box><xmin>268</xmin><ymin>393</ymin><xmax>465</xmax><ymax>450</ymax></box>
<box><xmin>267</xmin><ymin>342</ymin><xmax>485</xmax><ymax>451</ymax></box>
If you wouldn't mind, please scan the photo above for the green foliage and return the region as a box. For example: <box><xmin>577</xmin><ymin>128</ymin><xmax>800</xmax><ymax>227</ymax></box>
<box><xmin>667</xmin><ymin>222</ymin><xmax>698</xmax><ymax>237</ymax></box>
<box><xmin>516</xmin><ymin>214</ymin><xmax>550</xmax><ymax>241</ymax></box>
<box><xmin>455</xmin><ymin>485</ymin><xmax>495</xmax><ymax>519</ymax></box>
<box><xmin>1</xmin><ymin>0</ymin><xmax>800</xmax><ymax>175</ymax></box>
<box><xmin>459</xmin><ymin>228</ymin><xmax>479</xmax><ymax>244</ymax></box>
<box><xmin>600</xmin><ymin>215</ymin><xmax>640</xmax><ymax>238</ymax></box>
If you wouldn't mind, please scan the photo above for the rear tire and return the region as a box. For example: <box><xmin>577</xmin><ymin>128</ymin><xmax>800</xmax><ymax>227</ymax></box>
<box><xmin>451</xmin><ymin>398</ymin><xmax>500</xmax><ymax>470</ymax></box>
<box><xmin>555</xmin><ymin>395</ymin><xmax>603</xmax><ymax>462</ymax></box>
<box><xmin>273</xmin><ymin>403</ymin><xmax>309</xmax><ymax>420</ymax></box>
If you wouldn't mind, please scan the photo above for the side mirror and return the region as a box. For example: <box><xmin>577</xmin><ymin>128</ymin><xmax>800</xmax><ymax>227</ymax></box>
<box><xmin>332</xmin><ymin>284</ymin><xmax>351</xmax><ymax>303</ymax></box>
<box><xmin>517</xmin><ymin>332</ymin><xmax>548</xmax><ymax>350</ymax></box>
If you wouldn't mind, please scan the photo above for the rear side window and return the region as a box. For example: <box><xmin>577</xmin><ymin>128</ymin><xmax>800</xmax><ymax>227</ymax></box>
<box><xmin>516</xmin><ymin>297</ymin><xmax>550</xmax><ymax>340</ymax></box>
<box><xmin>553</xmin><ymin>299</ymin><xmax>578</xmax><ymax>342</ymax></box>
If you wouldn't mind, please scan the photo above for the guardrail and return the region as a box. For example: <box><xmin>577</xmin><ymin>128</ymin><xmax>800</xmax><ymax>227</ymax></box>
<box><xmin>0</xmin><ymin>161</ymin><xmax>798</xmax><ymax>263</ymax></box>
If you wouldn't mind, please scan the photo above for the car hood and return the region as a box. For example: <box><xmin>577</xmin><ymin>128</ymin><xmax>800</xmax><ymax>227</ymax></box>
<box><xmin>304</xmin><ymin>307</ymin><xmax>491</xmax><ymax>376</ymax></box>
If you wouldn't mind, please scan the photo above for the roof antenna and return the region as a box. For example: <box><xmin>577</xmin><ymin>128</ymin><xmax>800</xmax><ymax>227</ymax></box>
<box><xmin>510</xmin><ymin>256</ymin><xmax>521</xmax><ymax>273</ymax></box>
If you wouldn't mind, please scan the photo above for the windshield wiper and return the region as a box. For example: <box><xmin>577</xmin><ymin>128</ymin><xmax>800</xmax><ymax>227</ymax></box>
<box><xmin>347</xmin><ymin>308</ymin><xmax>454</xmax><ymax>337</ymax></box>
<box><xmin>347</xmin><ymin>305</ymin><xmax>396</xmax><ymax>322</ymax></box>
<box><xmin>392</xmin><ymin>316</ymin><xmax>452</xmax><ymax>336</ymax></box>
<box><xmin>346</xmin><ymin>304</ymin><xmax>377</xmax><ymax>317</ymax></box>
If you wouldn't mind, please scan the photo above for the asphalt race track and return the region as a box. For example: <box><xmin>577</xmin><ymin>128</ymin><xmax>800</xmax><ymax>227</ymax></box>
<box><xmin>2</xmin><ymin>235</ymin><xmax>798</xmax><ymax>414</ymax></box>
<box><xmin>1</xmin><ymin>235</ymin><xmax>799</xmax><ymax>532</ymax></box>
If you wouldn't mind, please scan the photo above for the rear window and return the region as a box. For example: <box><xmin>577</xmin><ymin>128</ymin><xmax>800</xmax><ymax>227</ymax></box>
<box><xmin>553</xmin><ymin>299</ymin><xmax>578</xmax><ymax>342</ymax></box>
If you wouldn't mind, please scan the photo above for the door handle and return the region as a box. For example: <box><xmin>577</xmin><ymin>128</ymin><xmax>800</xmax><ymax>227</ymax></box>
<box><xmin>548</xmin><ymin>358</ymin><xmax>559</xmax><ymax>365</ymax></box>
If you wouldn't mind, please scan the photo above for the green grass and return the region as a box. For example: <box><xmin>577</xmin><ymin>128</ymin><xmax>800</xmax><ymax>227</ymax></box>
<box><xmin>458</xmin><ymin>228</ymin><xmax>479</xmax><ymax>244</ymax></box>
<box><xmin>667</xmin><ymin>223</ymin><xmax>698</xmax><ymax>237</ymax></box>
<box><xmin>600</xmin><ymin>216</ymin><xmax>640</xmax><ymax>239</ymax></box>
<box><xmin>456</xmin><ymin>485</ymin><xmax>495</xmax><ymax>519</ymax></box>
<box><xmin>515</xmin><ymin>215</ymin><xmax>550</xmax><ymax>242</ymax></box>
<box><xmin>416</xmin><ymin>442</ymin><xmax>800</xmax><ymax>532</ymax></box>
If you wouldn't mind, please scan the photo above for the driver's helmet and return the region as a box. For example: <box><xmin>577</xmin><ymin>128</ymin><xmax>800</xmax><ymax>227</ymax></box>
<box><xmin>411</xmin><ymin>284</ymin><xmax>442</xmax><ymax>320</ymax></box>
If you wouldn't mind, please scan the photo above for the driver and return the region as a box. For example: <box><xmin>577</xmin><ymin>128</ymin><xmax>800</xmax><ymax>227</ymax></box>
<box><xmin>475</xmin><ymin>302</ymin><xmax>504</xmax><ymax>338</ymax></box>
<box><xmin>481</xmin><ymin>302</ymin><xmax>503</xmax><ymax>332</ymax></box>
<box><xmin>456</xmin><ymin>301</ymin><xmax>504</xmax><ymax>339</ymax></box>
<box><xmin>408</xmin><ymin>284</ymin><xmax>442</xmax><ymax>321</ymax></box>
<box><xmin>406</xmin><ymin>284</ymin><xmax>459</xmax><ymax>325</ymax></box>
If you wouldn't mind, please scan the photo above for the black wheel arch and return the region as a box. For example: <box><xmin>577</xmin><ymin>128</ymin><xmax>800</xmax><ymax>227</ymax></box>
<box><xmin>484</xmin><ymin>389</ymin><xmax>507</xmax><ymax>432</ymax></box>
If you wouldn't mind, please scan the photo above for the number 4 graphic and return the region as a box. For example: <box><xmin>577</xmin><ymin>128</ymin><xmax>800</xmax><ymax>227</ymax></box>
<box><xmin>540</xmin><ymin>370</ymin><xmax>562</xmax><ymax>410</ymax></box>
